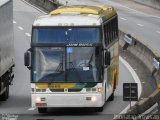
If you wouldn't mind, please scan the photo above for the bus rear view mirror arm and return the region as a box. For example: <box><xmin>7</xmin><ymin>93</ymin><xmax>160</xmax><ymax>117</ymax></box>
<box><xmin>105</xmin><ymin>51</ymin><xmax>111</xmax><ymax>66</ymax></box>
<box><xmin>24</xmin><ymin>49</ymin><xmax>31</xmax><ymax>70</ymax></box>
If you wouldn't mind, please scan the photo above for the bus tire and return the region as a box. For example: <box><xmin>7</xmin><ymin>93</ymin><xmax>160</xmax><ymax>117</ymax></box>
<box><xmin>108</xmin><ymin>76</ymin><xmax>116</xmax><ymax>101</ymax></box>
<box><xmin>38</xmin><ymin>108</ymin><xmax>47</xmax><ymax>113</ymax></box>
<box><xmin>0</xmin><ymin>85</ymin><xmax>9</xmax><ymax>101</ymax></box>
<box><xmin>108</xmin><ymin>92</ymin><xmax>114</xmax><ymax>101</ymax></box>
<box><xmin>95</xmin><ymin>107</ymin><xmax>104</xmax><ymax>112</ymax></box>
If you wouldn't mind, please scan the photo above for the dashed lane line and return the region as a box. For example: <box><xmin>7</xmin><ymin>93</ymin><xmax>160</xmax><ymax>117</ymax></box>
<box><xmin>120</xmin><ymin>17</ymin><xmax>127</xmax><ymax>21</ymax></box>
<box><xmin>109</xmin><ymin>1</ymin><xmax>160</xmax><ymax>19</ymax></box>
<box><xmin>13</xmin><ymin>20</ymin><xmax>16</xmax><ymax>24</ymax></box>
<box><xmin>156</xmin><ymin>31</ymin><xmax>160</xmax><ymax>34</ymax></box>
<box><xmin>137</xmin><ymin>24</ymin><xmax>144</xmax><ymax>27</ymax></box>
<box><xmin>15</xmin><ymin>22</ymin><xmax>31</xmax><ymax>37</ymax></box>
<box><xmin>25</xmin><ymin>33</ymin><xmax>31</xmax><ymax>37</ymax></box>
<box><xmin>28</xmin><ymin>107</ymin><xmax>36</xmax><ymax>111</ymax></box>
<box><xmin>18</xmin><ymin>26</ymin><xmax>24</xmax><ymax>30</ymax></box>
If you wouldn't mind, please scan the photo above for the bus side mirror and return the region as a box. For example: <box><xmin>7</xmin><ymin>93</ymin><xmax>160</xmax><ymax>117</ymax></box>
<box><xmin>105</xmin><ymin>51</ymin><xmax>111</xmax><ymax>66</ymax></box>
<box><xmin>24</xmin><ymin>50</ymin><xmax>31</xmax><ymax>70</ymax></box>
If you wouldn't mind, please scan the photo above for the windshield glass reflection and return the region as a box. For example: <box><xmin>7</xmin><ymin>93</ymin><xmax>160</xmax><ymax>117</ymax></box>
<box><xmin>32</xmin><ymin>47</ymin><xmax>100</xmax><ymax>83</ymax></box>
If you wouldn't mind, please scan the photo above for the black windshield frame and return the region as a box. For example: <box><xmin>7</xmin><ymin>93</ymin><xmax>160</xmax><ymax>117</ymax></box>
<box><xmin>31</xmin><ymin>26</ymin><xmax>102</xmax><ymax>44</ymax></box>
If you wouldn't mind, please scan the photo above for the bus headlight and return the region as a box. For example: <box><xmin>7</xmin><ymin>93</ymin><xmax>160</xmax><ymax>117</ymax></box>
<box><xmin>36</xmin><ymin>97</ymin><xmax>46</xmax><ymax>102</ymax></box>
<box><xmin>36</xmin><ymin>97</ymin><xmax>41</xmax><ymax>102</ymax></box>
<box><xmin>86</xmin><ymin>96</ymin><xmax>97</xmax><ymax>102</ymax></box>
<box><xmin>91</xmin><ymin>96</ymin><xmax>97</xmax><ymax>102</ymax></box>
<box><xmin>86</xmin><ymin>88</ymin><xmax>102</xmax><ymax>92</ymax></box>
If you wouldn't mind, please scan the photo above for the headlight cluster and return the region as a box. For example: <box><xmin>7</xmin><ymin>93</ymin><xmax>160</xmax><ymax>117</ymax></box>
<box><xmin>32</xmin><ymin>88</ymin><xmax>46</xmax><ymax>92</ymax></box>
<box><xmin>86</xmin><ymin>87</ymin><xmax>102</xmax><ymax>92</ymax></box>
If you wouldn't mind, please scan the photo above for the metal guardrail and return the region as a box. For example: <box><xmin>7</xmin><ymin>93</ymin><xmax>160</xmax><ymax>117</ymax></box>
<box><xmin>118</xmin><ymin>31</ymin><xmax>160</xmax><ymax>119</ymax></box>
<box><xmin>114</xmin><ymin>89</ymin><xmax>160</xmax><ymax>120</ymax></box>
<box><xmin>119</xmin><ymin>31</ymin><xmax>160</xmax><ymax>88</ymax></box>
<box><xmin>136</xmin><ymin>102</ymin><xmax>159</xmax><ymax>119</ymax></box>
<box><xmin>153</xmin><ymin>58</ymin><xmax>160</xmax><ymax>70</ymax></box>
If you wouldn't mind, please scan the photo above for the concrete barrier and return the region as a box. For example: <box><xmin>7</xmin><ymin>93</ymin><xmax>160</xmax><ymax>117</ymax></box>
<box><xmin>134</xmin><ymin>0</ymin><xmax>160</xmax><ymax>10</ymax></box>
<box><xmin>136</xmin><ymin>98</ymin><xmax>153</xmax><ymax>114</ymax></box>
<box><xmin>27</xmin><ymin>0</ymin><xmax>59</xmax><ymax>12</ymax></box>
<box><xmin>119</xmin><ymin>30</ymin><xmax>160</xmax><ymax>88</ymax></box>
<box><xmin>149</xmin><ymin>89</ymin><xmax>160</xmax><ymax>103</ymax></box>
<box><xmin>126</xmin><ymin>106</ymin><xmax>138</xmax><ymax>115</ymax></box>
<box><xmin>149</xmin><ymin>89</ymin><xmax>160</xmax><ymax>111</ymax></box>
<box><xmin>114</xmin><ymin>89</ymin><xmax>160</xmax><ymax>119</ymax></box>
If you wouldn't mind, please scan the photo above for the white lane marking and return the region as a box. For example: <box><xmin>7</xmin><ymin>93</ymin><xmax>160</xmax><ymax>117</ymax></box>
<box><xmin>13</xmin><ymin>20</ymin><xmax>16</xmax><ymax>24</ymax></box>
<box><xmin>114</xmin><ymin>56</ymin><xmax>142</xmax><ymax>118</ymax></box>
<box><xmin>110</xmin><ymin>1</ymin><xmax>160</xmax><ymax>19</ymax></box>
<box><xmin>156</xmin><ymin>31</ymin><xmax>160</xmax><ymax>34</ymax></box>
<box><xmin>117</xmin><ymin>4</ymin><xmax>137</xmax><ymax>12</ymax></box>
<box><xmin>28</xmin><ymin>107</ymin><xmax>36</xmax><ymax>111</ymax></box>
<box><xmin>137</xmin><ymin>24</ymin><xmax>144</xmax><ymax>27</ymax></box>
<box><xmin>25</xmin><ymin>33</ymin><xmax>31</xmax><ymax>37</ymax></box>
<box><xmin>21</xmin><ymin>0</ymin><xmax>47</xmax><ymax>14</ymax></box>
<box><xmin>120</xmin><ymin>17</ymin><xmax>127</xmax><ymax>21</ymax></box>
<box><xmin>18</xmin><ymin>26</ymin><xmax>24</xmax><ymax>30</ymax></box>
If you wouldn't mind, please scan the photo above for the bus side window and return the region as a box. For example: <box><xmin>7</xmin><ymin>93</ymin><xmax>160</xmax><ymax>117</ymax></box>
<box><xmin>116</xmin><ymin>17</ymin><xmax>118</xmax><ymax>38</ymax></box>
<box><xmin>104</xmin><ymin>24</ymin><xmax>109</xmax><ymax>46</ymax></box>
<box><xmin>111</xmin><ymin>20</ymin><xmax>114</xmax><ymax>42</ymax></box>
<box><xmin>109</xmin><ymin>21</ymin><xmax>112</xmax><ymax>44</ymax></box>
<box><xmin>104</xmin><ymin>24</ymin><xmax>107</xmax><ymax>45</ymax></box>
<box><xmin>104</xmin><ymin>19</ymin><xmax>117</xmax><ymax>46</ymax></box>
<box><xmin>109</xmin><ymin>17</ymin><xmax>118</xmax><ymax>43</ymax></box>
<box><xmin>113</xmin><ymin>18</ymin><xmax>116</xmax><ymax>39</ymax></box>
<box><xmin>111</xmin><ymin>19</ymin><xmax>116</xmax><ymax>42</ymax></box>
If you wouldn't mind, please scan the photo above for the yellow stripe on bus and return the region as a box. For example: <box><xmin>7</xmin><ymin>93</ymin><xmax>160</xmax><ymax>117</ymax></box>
<box><xmin>36</xmin><ymin>83</ymin><xmax>76</xmax><ymax>89</ymax></box>
<box><xmin>35</xmin><ymin>83</ymin><xmax>48</xmax><ymax>88</ymax></box>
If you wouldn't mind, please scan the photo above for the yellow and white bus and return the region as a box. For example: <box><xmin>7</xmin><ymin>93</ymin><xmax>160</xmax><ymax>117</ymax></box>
<box><xmin>24</xmin><ymin>5</ymin><xmax>119</xmax><ymax>113</ymax></box>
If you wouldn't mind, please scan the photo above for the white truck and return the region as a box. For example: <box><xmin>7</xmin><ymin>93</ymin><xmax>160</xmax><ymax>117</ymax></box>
<box><xmin>0</xmin><ymin>0</ymin><xmax>15</xmax><ymax>101</ymax></box>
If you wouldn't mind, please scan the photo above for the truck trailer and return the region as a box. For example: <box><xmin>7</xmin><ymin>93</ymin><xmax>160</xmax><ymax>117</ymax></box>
<box><xmin>0</xmin><ymin>0</ymin><xmax>15</xmax><ymax>101</ymax></box>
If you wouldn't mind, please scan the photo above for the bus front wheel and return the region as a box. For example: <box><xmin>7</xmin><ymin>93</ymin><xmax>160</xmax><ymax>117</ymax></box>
<box><xmin>95</xmin><ymin>107</ymin><xmax>104</xmax><ymax>112</ymax></box>
<box><xmin>0</xmin><ymin>85</ymin><xmax>9</xmax><ymax>101</ymax></box>
<box><xmin>38</xmin><ymin>108</ymin><xmax>47</xmax><ymax>113</ymax></box>
<box><xmin>108</xmin><ymin>92</ymin><xmax>114</xmax><ymax>101</ymax></box>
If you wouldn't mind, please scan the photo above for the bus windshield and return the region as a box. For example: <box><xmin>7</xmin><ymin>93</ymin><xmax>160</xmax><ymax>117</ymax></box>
<box><xmin>32</xmin><ymin>27</ymin><xmax>101</xmax><ymax>43</ymax></box>
<box><xmin>32</xmin><ymin>47</ymin><xmax>100</xmax><ymax>83</ymax></box>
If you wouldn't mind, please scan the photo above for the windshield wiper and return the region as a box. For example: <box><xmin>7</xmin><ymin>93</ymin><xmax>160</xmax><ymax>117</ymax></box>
<box><xmin>56</xmin><ymin>62</ymin><xmax>63</xmax><ymax>72</ymax></box>
<box><xmin>87</xmin><ymin>54</ymin><xmax>93</xmax><ymax>68</ymax></box>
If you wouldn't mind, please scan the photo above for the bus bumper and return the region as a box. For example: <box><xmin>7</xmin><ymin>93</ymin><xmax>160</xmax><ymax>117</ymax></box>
<box><xmin>32</xmin><ymin>93</ymin><xmax>104</xmax><ymax>108</ymax></box>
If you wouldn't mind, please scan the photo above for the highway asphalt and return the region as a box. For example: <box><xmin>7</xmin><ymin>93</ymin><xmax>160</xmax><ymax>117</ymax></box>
<box><xmin>0</xmin><ymin>0</ymin><xmax>138</xmax><ymax>119</ymax></box>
